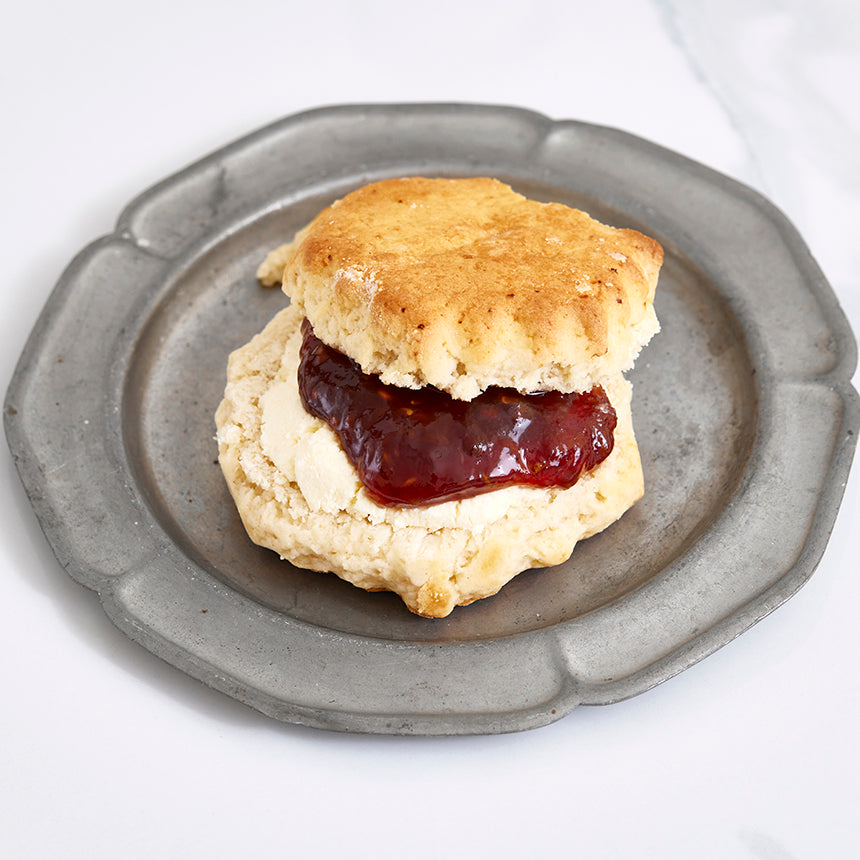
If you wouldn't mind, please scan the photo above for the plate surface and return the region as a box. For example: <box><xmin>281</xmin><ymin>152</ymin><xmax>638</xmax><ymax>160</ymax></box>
<box><xmin>5</xmin><ymin>104</ymin><xmax>858</xmax><ymax>734</ymax></box>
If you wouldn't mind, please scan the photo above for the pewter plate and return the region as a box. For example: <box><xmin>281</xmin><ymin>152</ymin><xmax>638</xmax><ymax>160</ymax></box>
<box><xmin>5</xmin><ymin>104</ymin><xmax>858</xmax><ymax>734</ymax></box>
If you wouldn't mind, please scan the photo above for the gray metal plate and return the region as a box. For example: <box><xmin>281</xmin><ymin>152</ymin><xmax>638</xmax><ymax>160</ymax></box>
<box><xmin>5</xmin><ymin>104</ymin><xmax>858</xmax><ymax>734</ymax></box>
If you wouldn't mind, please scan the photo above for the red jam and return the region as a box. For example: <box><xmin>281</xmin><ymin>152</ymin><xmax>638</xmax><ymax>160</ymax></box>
<box><xmin>297</xmin><ymin>319</ymin><xmax>616</xmax><ymax>506</ymax></box>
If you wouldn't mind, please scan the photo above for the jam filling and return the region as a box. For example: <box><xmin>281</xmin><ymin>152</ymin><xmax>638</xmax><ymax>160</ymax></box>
<box><xmin>297</xmin><ymin>319</ymin><xmax>617</xmax><ymax>507</ymax></box>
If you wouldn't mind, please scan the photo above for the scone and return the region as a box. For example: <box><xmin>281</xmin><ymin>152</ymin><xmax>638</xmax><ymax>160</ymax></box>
<box><xmin>216</xmin><ymin>177</ymin><xmax>662</xmax><ymax>617</ymax></box>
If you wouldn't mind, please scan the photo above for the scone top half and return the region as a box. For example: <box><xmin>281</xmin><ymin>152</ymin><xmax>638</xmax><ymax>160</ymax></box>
<box><xmin>266</xmin><ymin>177</ymin><xmax>662</xmax><ymax>400</ymax></box>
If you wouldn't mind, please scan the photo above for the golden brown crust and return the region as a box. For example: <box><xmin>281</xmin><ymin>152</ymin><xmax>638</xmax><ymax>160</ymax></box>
<box><xmin>275</xmin><ymin>177</ymin><xmax>662</xmax><ymax>399</ymax></box>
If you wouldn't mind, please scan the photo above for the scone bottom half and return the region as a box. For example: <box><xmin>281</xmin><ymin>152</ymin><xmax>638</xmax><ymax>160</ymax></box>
<box><xmin>217</xmin><ymin>177</ymin><xmax>661</xmax><ymax>617</ymax></box>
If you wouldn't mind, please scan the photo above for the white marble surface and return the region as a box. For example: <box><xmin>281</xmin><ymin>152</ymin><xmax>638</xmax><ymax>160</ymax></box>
<box><xmin>2</xmin><ymin>1</ymin><xmax>858</xmax><ymax>857</ymax></box>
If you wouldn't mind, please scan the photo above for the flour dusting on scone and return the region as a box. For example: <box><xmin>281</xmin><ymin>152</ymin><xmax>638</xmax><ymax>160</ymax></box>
<box><xmin>216</xmin><ymin>177</ymin><xmax>662</xmax><ymax>617</ymax></box>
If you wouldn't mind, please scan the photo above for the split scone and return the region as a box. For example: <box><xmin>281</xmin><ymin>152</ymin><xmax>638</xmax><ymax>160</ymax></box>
<box><xmin>216</xmin><ymin>177</ymin><xmax>662</xmax><ymax>618</ymax></box>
